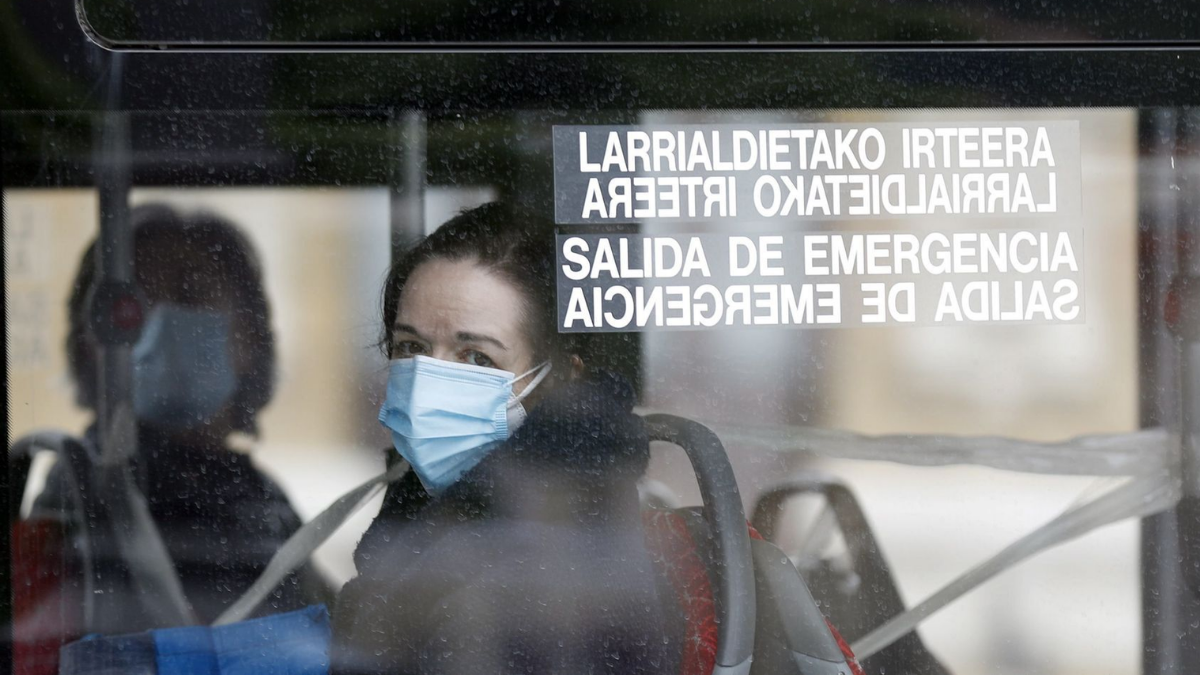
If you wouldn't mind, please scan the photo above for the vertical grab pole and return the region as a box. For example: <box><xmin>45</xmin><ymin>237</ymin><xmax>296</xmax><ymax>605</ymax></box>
<box><xmin>390</xmin><ymin>110</ymin><xmax>426</xmax><ymax>257</ymax></box>
<box><xmin>1172</xmin><ymin>109</ymin><xmax>1200</xmax><ymax>668</ymax></box>
<box><xmin>1142</xmin><ymin>107</ymin><xmax>1200</xmax><ymax>673</ymax></box>
<box><xmin>84</xmin><ymin>50</ymin><xmax>139</xmax><ymax>631</ymax></box>
<box><xmin>91</xmin><ymin>52</ymin><xmax>138</xmax><ymax>467</ymax></box>
<box><xmin>1139</xmin><ymin>108</ymin><xmax>1184</xmax><ymax>675</ymax></box>
<box><xmin>1176</xmin><ymin>111</ymin><xmax>1200</xmax><ymax>499</ymax></box>
<box><xmin>86</xmin><ymin>53</ymin><xmax>197</xmax><ymax>629</ymax></box>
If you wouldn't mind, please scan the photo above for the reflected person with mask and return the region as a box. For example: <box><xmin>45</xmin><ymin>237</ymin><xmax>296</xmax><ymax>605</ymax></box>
<box><xmin>34</xmin><ymin>203</ymin><xmax>330</xmax><ymax>633</ymax></box>
<box><xmin>332</xmin><ymin>202</ymin><xmax>670</xmax><ymax>675</ymax></box>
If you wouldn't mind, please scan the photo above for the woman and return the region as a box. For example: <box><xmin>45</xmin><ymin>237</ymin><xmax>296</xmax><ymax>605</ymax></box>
<box><xmin>35</xmin><ymin>203</ymin><xmax>330</xmax><ymax>633</ymax></box>
<box><xmin>332</xmin><ymin>203</ymin><xmax>672</xmax><ymax>675</ymax></box>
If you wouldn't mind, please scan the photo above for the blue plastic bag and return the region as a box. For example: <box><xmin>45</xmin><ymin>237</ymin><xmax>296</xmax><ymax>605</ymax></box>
<box><xmin>59</xmin><ymin>605</ymin><xmax>331</xmax><ymax>675</ymax></box>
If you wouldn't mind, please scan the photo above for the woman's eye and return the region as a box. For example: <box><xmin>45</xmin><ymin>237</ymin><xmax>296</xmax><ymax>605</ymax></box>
<box><xmin>393</xmin><ymin>340</ymin><xmax>426</xmax><ymax>357</ymax></box>
<box><xmin>464</xmin><ymin>350</ymin><xmax>495</xmax><ymax>368</ymax></box>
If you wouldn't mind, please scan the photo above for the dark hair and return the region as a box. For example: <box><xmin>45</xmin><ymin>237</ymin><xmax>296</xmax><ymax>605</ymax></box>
<box><xmin>380</xmin><ymin>202</ymin><xmax>583</xmax><ymax>379</ymax></box>
<box><xmin>66</xmin><ymin>203</ymin><xmax>276</xmax><ymax>436</ymax></box>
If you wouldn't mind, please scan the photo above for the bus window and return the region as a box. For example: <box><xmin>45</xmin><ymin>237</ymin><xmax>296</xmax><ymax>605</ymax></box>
<box><xmin>4</xmin><ymin>3</ymin><xmax>1199</xmax><ymax>675</ymax></box>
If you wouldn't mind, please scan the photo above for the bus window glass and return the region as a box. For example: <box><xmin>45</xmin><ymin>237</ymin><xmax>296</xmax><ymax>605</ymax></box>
<box><xmin>2</xmin><ymin>19</ymin><xmax>1195</xmax><ymax>675</ymax></box>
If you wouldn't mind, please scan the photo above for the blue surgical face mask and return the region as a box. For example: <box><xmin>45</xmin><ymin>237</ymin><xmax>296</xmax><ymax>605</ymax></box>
<box><xmin>378</xmin><ymin>355</ymin><xmax>552</xmax><ymax>495</ymax></box>
<box><xmin>132</xmin><ymin>303</ymin><xmax>238</xmax><ymax>430</ymax></box>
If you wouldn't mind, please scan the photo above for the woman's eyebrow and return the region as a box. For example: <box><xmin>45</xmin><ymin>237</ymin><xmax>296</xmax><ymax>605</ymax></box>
<box><xmin>456</xmin><ymin>332</ymin><xmax>508</xmax><ymax>351</ymax></box>
<box><xmin>392</xmin><ymin>323</ymin><xmax>426</xmax><ymax>341</ymax></box>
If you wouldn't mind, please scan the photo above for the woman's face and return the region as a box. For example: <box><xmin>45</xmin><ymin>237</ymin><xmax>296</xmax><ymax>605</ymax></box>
<box><xmin>132</xmin><ymin>236</ymin><xmax>254</xmax><ymax>441</ymax></box>
<box><xmin>391</xmin><ymin>257</ymin><xmax>540</xmax><ymax>396</ymax></box>
<box><xmin>136</xmin><ymin>236</ymin><xmax>254</xmax><ymax>375</ymax></box>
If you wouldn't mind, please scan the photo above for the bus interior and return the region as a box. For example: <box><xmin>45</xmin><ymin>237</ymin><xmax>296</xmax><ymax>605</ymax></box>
<box><xmin>4</xmin><ymin>2</ymin><xmax>1200</xmax><ymax>674</ymax></box>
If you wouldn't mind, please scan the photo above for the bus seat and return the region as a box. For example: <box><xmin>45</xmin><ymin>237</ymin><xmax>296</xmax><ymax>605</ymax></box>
<box><xmin>644</xmin><ymin>414</ymin><xmax>757</xmax><ymax>675</ymax></box>
<box><xmin>751</xmin><ymin>474</ymin><xmax>951</xmax><ymax>675</ymax></box>
<box><xmin>643</xmin><ymin>507</ymin><xmax>863</xmax><ymax>675</ymax></box>
<box><xmin>12</xmin><ymin>517</ymin><xmax>81</xmax><ymax>675</ymax></box>
<box><xmin>10</xmin><ymin>433</ymin><xmax>91</xmax><ymax>675</ymax></box>
<box><xmin>9</xmin><ymin>430</ymin><xmax>194</xmax><ymax>671</ymax></box>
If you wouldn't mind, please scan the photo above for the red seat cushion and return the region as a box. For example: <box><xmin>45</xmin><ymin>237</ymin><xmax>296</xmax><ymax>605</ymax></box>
<box><xmin>642</xmin><ymin>510</ymin><xmax>863</xmax><ymax>675</ymax></box>
<box><xmin>826</xmin><ymin>620</ymin><xmax>867</xmax><ymax>675</ymax></box>
<box><xmin>643</xmin><ymin>510</ymin><xmax>720</xmax><ymax>675</ymax></box>
<box><xmin>12</xmin><ymin>518</ymin><xmax>81</xmax><ymax>675</ymax></box>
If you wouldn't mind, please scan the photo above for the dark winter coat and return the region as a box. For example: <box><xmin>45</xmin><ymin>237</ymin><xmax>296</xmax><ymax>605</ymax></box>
<box><xmin>331</xmin><ymin>371</ymin><xmax>672</xmax><ymax>675</ymax></box>
<box><xmin>32</xmin><ymin>425</ymin><xmax>330</xmax><ymax>633</ymax></box>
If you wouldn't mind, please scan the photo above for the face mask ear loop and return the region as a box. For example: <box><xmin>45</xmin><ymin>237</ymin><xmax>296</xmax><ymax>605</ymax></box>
<box><xmin>511</xmin><ymin>361</ymin><xmax>553</xmax><ymax>404</ymax></box>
